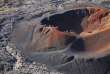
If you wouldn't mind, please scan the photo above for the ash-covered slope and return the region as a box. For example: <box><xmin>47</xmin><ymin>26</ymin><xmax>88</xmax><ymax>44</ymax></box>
<box><xmin>10</xmin><ymin>4</ymin><xmax>110</xmax><ymax>74</ymax></box>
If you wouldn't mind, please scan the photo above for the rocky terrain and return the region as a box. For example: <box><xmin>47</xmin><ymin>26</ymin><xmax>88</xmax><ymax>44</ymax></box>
<box><xmin>0</xmin><ymin>0</ymin><xmax>110</xmax><ymax>74</ymax></box>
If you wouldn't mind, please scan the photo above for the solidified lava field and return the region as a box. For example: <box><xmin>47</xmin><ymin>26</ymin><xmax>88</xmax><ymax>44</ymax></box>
<box><xmin>11</xmin><ymin>4</ymin><xmax>110</xmax><ymax>74</ymax></box>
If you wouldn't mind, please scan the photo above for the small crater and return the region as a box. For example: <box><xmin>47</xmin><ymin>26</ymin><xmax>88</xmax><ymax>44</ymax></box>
<box><xmin>66</xmin><ymin>56</ymin><xmax>75</xmax><ymax>62</ymax></box>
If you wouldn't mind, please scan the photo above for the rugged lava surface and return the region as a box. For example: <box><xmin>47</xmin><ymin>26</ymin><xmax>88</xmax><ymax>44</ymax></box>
<box><xmin>11</xmin><ymin>4</ymin><xmax>110</xmax><ymax>74</ymax></box>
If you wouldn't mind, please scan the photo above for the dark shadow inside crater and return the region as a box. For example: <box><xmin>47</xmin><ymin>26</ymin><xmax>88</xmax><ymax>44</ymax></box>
<box><xmin>70</xmin><ymin>38</ymin><xmax>86</xmax><ymax>52</ymax></box>
<box><xmin>41</xmin><ymin>8</ymin><xmax>89</xmax><ymax>34</ymax></box>
<box><xmin>64</xmin><ymin>35</ymin><xmax>86</xmax><ymax>52</ymax></box>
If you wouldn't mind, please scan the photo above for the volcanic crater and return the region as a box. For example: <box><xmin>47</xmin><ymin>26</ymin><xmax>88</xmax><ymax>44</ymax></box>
<box><xmin>10</xmin><ymin>4</ymin><xmax>110</xmax><ymax>74</ymax></box>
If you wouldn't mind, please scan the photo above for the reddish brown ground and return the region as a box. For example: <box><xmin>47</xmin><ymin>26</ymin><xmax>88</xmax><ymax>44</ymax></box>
<box><xmin>81</xmin><ymin>7</ymin><xmax>110</xmax><ymax>53</ymax></box>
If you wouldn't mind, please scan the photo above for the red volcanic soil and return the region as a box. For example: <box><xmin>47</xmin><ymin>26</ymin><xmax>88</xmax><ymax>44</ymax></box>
<box><xmin>81</xmin><ymin>7</ymin><xmax>110</xmax><ymax>53</ymax></box>
<box><xmin>25</xmin><ymin>26</ymin><xmax>71</xmax><ymax>52</ymax></box>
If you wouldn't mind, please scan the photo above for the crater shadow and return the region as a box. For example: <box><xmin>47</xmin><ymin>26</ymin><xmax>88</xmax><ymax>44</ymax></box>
<box><xmin>41</xmin><ymin>8</ymin><xmax>89</xmax><ymax>34</ymax></box>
